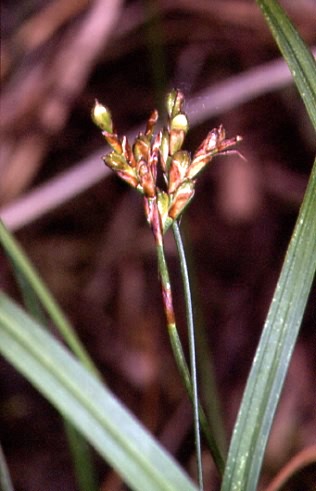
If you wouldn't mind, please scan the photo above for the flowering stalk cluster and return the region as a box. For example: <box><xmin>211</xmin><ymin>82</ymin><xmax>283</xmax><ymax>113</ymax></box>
<box><xmin>92</xmin><ymin>89</ymin><xmax>241</xmax><ymax>244</ymax></box>
<box><xmin>92</xmin><ymin>91</ymin><xmax>241</xmax><ymax>479</ymax></box>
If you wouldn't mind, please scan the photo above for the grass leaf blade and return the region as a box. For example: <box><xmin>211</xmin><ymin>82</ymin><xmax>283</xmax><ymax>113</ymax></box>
<box><xmin>0</xmin><ymin>442</ymin><xmax>14</xmax><ymax>491</ymax></box>
<box><xmin>0</xmin><ymin>220</ymin><xmax>98</xmax><ymax>375</ymax></box>
<box><xmin>0</xmin><ymin>219</ymin><xmax>99</xmax><ymax>490</ymax></box>
<box><xmin>0</xmin><ymin>292</ymin><xmax>198</xmax><ymax>491</ymax></box>
<box><xmin>221</xmin><ymin>155</ymin><xmax>316</xmax><ymax>491</ymax></box>
<box><xmin>256</xmin><ymin>0</ymin><xmax>316</xmax><ymax>130</ymax></box>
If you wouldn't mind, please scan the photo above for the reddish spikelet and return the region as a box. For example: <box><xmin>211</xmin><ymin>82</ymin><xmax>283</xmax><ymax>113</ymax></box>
<box><xmin>187</xmin><ymin>126</ymin><xmax>242</xmax><ymax>180</ymax></box>
<box><xmin>93</xmin><ymin>93</ymin><xmax>242</xmax><ymax>238</ymax></box>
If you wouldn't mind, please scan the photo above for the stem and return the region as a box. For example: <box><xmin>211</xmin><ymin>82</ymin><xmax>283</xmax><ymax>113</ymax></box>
<box><xmin>172</xmin><ymin>221</ymin><xmax>203</xmax><ymax>490</ymax></box>
<box><xmin>174</xmin><ymin>222</ymin><xmax>227</xmax><ymax>456</ymax></box>
<box><xmin>156</xmin><ymin>239</ymin><xmax>203</xmax><ymax>489</ymax></box>
<box><xmin>156</xmin><ymin>234</ymin><xmax>225</xmax><ymax>481</ymax></box>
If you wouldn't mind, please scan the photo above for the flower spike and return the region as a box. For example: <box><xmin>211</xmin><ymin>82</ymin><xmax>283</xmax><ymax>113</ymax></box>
<box><xmin>92</xmin><ymin>90</ymin><xmax>242</xmax><ymax>240</ymax></box>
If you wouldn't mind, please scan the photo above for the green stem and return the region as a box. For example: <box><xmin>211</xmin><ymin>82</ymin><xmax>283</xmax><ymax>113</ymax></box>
<box><xmin>174</xmin><ymin>222</ymin><xmax>227</xmax><ymax>456</ymax></box>
<box><xmin>172</xmin><ymin>221</ymin><xmax>203</xmax><ymax>490</ymax></box>
<box><xmin>156</xmin><ymin>236</ymin><xmax>225</xmax><ymax>478</ymax></box>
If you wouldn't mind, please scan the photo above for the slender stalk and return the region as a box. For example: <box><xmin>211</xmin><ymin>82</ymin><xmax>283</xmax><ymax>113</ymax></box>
<box><xmin>155</xmin><ymin>238</ymin><xmax>203</xmax><ymax>490</ymax></box>
<box><xmin>155</xmin><ymin>235</ymin><xmax>225</xmax><ymax>474</ymax></box>
<box><xmin>174</xmin><ymin>223</ymin><xmax>227</xmax><ymax>456</ymax></box>
<box><xmin>155</xmin><ymin>240</ymin><xmax>191</xmax><ymax>392</ymax></box>
<box><xmin>172</xmin><ymin>221</ymin><xmax>203</xmax><ymax>489</ymax></box>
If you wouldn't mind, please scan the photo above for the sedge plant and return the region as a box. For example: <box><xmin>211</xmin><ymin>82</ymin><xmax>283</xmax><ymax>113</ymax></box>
<box><xmin>1</xmin><ymin>1</ymin><xmax>316</xmax><ymax>490</ymax></box>
<box><xmin>92</xmin><ymin>89</ymin><xmax>242</xmax><ymax>488</ymax></box>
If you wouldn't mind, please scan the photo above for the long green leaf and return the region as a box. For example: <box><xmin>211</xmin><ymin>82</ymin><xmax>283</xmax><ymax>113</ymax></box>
<box><xmin>0</xmin><ymin>219</ymin><xmax>99</xmax><ymax>490</ymax></box>
<box><xmin>256</xmin><ymin>0</ymin><xmax>316</xmax><ymax>131</ymax></box>
<box><xmin>220</xmin><ymin>2</ymin><xmax>316</xmax><ymax>489</ymax></box>
<box><xmin>0</xmin><ymin>442</ymin><xmax>14</xmax><ymax>491</ymax></box>
<box><xmin>0</xmin><ymin>292</ymin><xmax>198</xmax><ymax>491</ymax></box>
<box><xmin>0</xmin><ymin>220</ymin><xmax>97</xmax><ymax>376</ymax></box>
<box><xmin>221</xmin><ymin>155</ymin><xmax>316</xmax><ymax>490</ymax></box>
<box><xmin>222</xmin><ymin>154</ymin><xmax>316</xmax><ymax>490</ymax></box>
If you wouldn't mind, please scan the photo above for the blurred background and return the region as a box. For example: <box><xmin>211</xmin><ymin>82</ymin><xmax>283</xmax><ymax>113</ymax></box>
<box><xmin>0</xmin><ymin>1</ymin><xmax>315</xmax><ymax>490</ymax></box>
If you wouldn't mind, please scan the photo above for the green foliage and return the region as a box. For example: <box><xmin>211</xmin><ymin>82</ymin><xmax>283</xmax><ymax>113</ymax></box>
<box><xmin>221</xmin><ymin>1</ymin><xmax>316</xmax><ymax>489</ymax></box>
<box><xmin>0</xmin><ymin>1</ymin><xmax>315</xmax><ymax>490</ymax></box>
<box><xmin>0</xmin><ymin>292</ymin><xmax>197</xmax><ymax>491</ymax></box>
<box><xmin>0</xmin><ymin>443</ymin><xmax>14</xmax><ymax>491</ymax></box>
<box><xmin>257</xmin><ymin>0</ymin><xmax>316</xmax><ymax>131</ymax></box>
<box><xmin>221</xmin><ymin>157</ymin><xmax>316</xmax><ymax>491</ymax></box>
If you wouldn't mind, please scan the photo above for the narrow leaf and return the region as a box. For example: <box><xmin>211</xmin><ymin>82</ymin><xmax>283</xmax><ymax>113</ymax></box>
<box><xmin>0</xmin><ymin>442</ymin><xmax>14</xmax><ymax>491</ymax></box>
<box><xmin>0</xmin><ymin>219</ymin><xmax>97</xmax><ymax>375</ymax></box>
<box><xmin>0</xmin><ymin>293</ymin><xmax>198</xmax><ymax>491</ymax></box>
<box><xmin>256</xmin><ymin>0</ymin><xmax>316</xmax><ymax>131</ymax></box>
<box><xmin>0</xmin><ymin>220</ymin><xmax>99</xmax><ymax>490</ymax></box>
<box><xmin>221</xmin><ymin>3</ymin><xmax>316</xmax><ymax>489</ymax></box>
<box><xmin>221</xmin><ymin>154</ymin><xmax>316</xmax><ymax>491</ymax></box>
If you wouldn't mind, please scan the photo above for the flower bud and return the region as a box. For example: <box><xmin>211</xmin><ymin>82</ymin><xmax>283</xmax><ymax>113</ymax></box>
<box><xmin>144</xmin><ymin>197</ymin><xmax>162</xmax><ymax>241</ymax></box>
<box><xmin>168</xmin><ymin>180</ymin><xmax>195</xmax><ymax>220</ymax></box>
<box><xmin>133</xmin><ymin>135</ymin><xmax>150</xmax><ymax>162</ymax></box>
<box><xmin>104</xmin><ymin>153</ymin><xmax>139</xmax><ymax>189</ymax></box>
<box><xmin>137</xmin><ymin>160</ymin><xmax>156</xmax><ymax>197</ymax></box>
<box><xmin>159</xmin><ymin>128</ymin><xmax>169</xmax><ymax>172</ymax></box>
<box><xmin>103</xmin><ymin>152</ymin><xmax>126</xmax><ymax>170</ymax></box>
<box><xmin>157</xmin><ymin>189</ymin><xmax>172</xmax><ymax>233</ymax></box>
<box><xmin>169</xmin><ymin>112</ymin><xmax>189</xmax><ymax>155</ymax></box>
<box><xmin>168</xmin><ymin>150</ymin><xmax>191</xmax><ymax>194</ymax></box>
<box><xmin>145</xmin><ymin>109</ymin><xmax>159</xmax><ymax>137</ymax></box>
<box><xmin>186</xmin><ymin>153</ymin><xmax>209</xmax><ymax>180</ymax></box>
<box><xmin>103</xmin><ymin>132</ymin><xmax>123</xmax><ymax>154</ymax></box>
<box><xmin>166</xmin><ymin>89</ymin><xmax>185</xmax><ymax>118</ymax></box>
<box><xmin>92</xmin><ymin>100</ymin><xmax>113</xmax><ymax>133</ymax></box>
<box><xmin>117</xmin><ymin>170</ymin><xmax>140</xmax><ymax>189</ymax></box>
<box><xmin>122</xmin><ymin>136</ymin><xmax>136</xmax><ymax>168</ymax></box>
<box><xmin>169</xmin><ymin>129</ymin><xmax>186</xmax><ymax>156</ymax></box>
<box><xmin>170</xmin><ymin>113</ymin><xmax>189</xmax><ymax>132</ymax></box>
<box><xmin>187</xmin><ymin>127</ymin><xmax>242</xmax><ymax>179</ymax></box>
